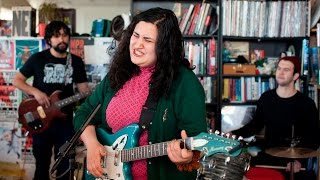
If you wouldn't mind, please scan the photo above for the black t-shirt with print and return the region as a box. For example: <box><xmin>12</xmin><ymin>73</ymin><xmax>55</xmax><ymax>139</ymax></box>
<box><xmin>19</xmin><ymin>49</ymin><xmax>88</xmax><ymax>116</ymax></box>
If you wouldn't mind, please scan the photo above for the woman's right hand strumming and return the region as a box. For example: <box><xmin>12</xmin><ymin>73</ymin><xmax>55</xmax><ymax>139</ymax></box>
<box><xmin>81</xmin><ymin>125</ymin><xmax>107</xmax><ymax>178</ymax></box>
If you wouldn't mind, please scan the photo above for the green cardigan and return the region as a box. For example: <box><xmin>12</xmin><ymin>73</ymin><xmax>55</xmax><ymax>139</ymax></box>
<box><xmin>73</xmin><ymin>66</ymin><xmax>207</xmax><ymax>179</ymax></box>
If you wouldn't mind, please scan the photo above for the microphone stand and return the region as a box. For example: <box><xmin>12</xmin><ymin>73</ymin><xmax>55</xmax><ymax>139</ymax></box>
<box><xmin>50</xmin><ymin>103</ymin><xmax>101</xmax><ymax>180</ymax></box>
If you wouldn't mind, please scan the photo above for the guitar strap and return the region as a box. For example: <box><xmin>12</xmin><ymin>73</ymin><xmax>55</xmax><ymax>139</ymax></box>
<box><xmin>63</xmin><ymin>53</ymin><xmax>72</xmax><ymax>87</ymax></box>
<box><xmin>139</xmin><ymin>90</ymin><xmax>158</xmax><ymax>130</ymax></box>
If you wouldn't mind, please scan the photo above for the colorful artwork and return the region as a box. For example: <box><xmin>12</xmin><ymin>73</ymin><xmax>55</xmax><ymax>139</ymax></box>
<box><xmin>85</xmin><ymin>64</ymin><xmax>109</xmax><ymax>88</ymax></box>
<box><xmin>0</xmin><ymin>71</ymin><xmax>21</xmax><ymax>110</ymax></box>
<box><xmin>223</xmin><ymin>41</ymin><xmax>250</xmax><ymax>62</ymax></box>
<box><xmin>70</xmin><ymin>38</ymin><xmax>85</xmax><ymax>59</ymax></box>
<box><xmin>15</xmin><ymin>39</ymin><xmax>41</xmax><ymax>70</ymax></box>
<box><xmin>0</xmin><ymin>40</ymin><xmax>14</xmax><ymax>70</ymax></box>
<box><xmin>0</xmin><ymin>20</ymin><xmax>12</xmax><ymax>37</ymax></box>
<box><xmin>41</xmin><ymin>39</ymin><xmax>50</xmax><ymax>51</ymax></box>
<box><xmin>0</xmin><ymin>122</ymin><xmax>21</xmax><ymax>163</ymax></box>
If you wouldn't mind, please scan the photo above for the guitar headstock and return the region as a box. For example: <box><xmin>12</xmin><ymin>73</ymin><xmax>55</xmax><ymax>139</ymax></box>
<box><xmin>186</xmin><ymin>131</ymin><xmax>242</xmax><ymax>157</ymax></box>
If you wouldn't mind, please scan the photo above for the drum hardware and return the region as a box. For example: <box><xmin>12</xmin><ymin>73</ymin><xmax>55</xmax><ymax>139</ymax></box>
<box><xmin>266</xmin><ymin>147</ymin><xmax>319</xmax><ymax>180</ymax></box>
<box><xmin>196</xmin><ymin>130</ymin><xmax>250</xmax><ymax>180</ymax></box>
<box><xmin>255</xmin><ymin>165</ymin><xmax>306</xmax><ymax>171</ymax></box>
<box><xmin>265</xmin><ymin>147</ymin><xmax>319</xmax><ymax>159</ymax></box>
<box><xmin>197</xmin><ymin>152</ymin><xmax>251</xmax><ymax>180</ymax></box>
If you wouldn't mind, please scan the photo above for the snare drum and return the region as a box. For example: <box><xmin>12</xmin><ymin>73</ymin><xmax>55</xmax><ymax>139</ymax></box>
<box><xmin>197</xmin><ymin>152</ymin><xmax>251</xmax><ymax>180</ymax></box>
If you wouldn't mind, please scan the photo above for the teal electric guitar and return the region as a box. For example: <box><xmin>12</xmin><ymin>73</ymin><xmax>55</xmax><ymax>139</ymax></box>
<box><xmin>85</xmin><ymin>124</ymin><xmax>242</xmax><ymax>180</ymax></box>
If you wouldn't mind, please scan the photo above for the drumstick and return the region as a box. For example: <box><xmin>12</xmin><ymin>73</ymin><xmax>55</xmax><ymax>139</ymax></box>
<box><xmin>255</xmin><ymin>165</ymin><xmax>306</xmax><ymax>171</ymax></box>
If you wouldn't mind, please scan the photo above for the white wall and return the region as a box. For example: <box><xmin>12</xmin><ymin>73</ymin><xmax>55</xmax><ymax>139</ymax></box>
<box><xmin>0</xmin><ymin>7</ymin><xmax>13</xmax><ymax>20</ymax></box>
<box><xmin>75</xmin><ymin>4</ymin><xmax>131</xmax><ymax>34</ymax></box>
<box><xmin>1</xmin><ymin>0</ymin><xmax>131</xmax><ymax>34</ymax></box>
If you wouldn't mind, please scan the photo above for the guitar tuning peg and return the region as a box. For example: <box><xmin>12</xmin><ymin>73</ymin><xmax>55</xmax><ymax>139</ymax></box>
<box><xmin>225</xmin><ymin>133</ymin><xmax>230</xmax><ymax>138</ymax></box>
<box><xmin>231</xmin><ymin>135</ymin><xmax>237</xmax><ymax>140</ymax></box>
<box><xmin>238</xmin><ymin>136</ymin><xmax>243</xmax><ymax>141</ymax></box>
<box><xmin>214</xmin><ymin>130</ymin><xmax>220</xmax><ymax>135</ymax></box>
<box><xmin>221</xmin><ymin>132</ymin><xmax>225</xmax><ymax>137</ymax></box>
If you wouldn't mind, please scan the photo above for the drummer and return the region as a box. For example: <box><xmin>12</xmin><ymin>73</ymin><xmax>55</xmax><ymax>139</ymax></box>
<box><xmin>232</xmin><ymin>56</ymin><xmax>319</xmax><ymax>180</ymax></box>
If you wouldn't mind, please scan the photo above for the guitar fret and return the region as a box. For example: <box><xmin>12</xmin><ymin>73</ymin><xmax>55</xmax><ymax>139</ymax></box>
<box><xmin>130</xmin><ymin>148</ymin><xmax>134</xmax><ymax>161</ymax></box>
<box><xmin>135</xmin><ymin>147</ymin><xmax>138</xmax><ymax>160</ymax></box>
<box><xmin>120</xmin><ymin>142</ymin><xmax>172</xmax><ymax>162</ymax></box>
<box><xmin>121</xmin><ymin>150</ymin><xmax>125</xmax><ymax>162</ymax></box>
<box><xmin>55</xmin><ymin>92</ymin><xmax>89</xmax><ymax>108</ymax></box>
<box><xmin>153</xmin><ymin>144</ymin><xmax>156</xmax><ymax>157</ymax></box>
<box><xmin>163</xmin><ymin>143</ymin><xmax>167</xmax><ymax>155</ymax></box>
<box><xmin>147</xmin><ymin>146</ymin><xmax>152</xmax><ymax>157</ymax></box>
<box><xmin>137</xmin><ymin>146</ymin><xmax>142</xmax><ymax>160</ymax></box>
<box><xmin>157</xmin><ymin>143</ymin><xmax>160</xmax><ymax>156</ymax></box>
<box><xmin>154</xmin><ymin>144</ymin><xmax>157</xmax><ymax>157</ymax></box>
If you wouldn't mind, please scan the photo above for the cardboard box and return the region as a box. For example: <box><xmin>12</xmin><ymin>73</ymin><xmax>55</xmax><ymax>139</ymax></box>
<box><xmin>12</xmin><ymin>6</ymin><xmax>36</xmax><ymax>37</ymax></box>
<box><xmin>223</xmin><ymin>63</ymin><xmax>256</xmax><ymax>75</ymax></box>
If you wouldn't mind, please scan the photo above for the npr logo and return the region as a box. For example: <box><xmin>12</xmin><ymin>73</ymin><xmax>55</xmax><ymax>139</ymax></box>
<box><xmin>12</xmin><ymin>6</ymin><xmax>36</xmax><ymax>37</ymax></box>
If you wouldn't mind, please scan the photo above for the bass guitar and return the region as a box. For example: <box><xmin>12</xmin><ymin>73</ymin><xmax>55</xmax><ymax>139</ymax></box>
<box><xmin>18</xmin><ymin>90</ymin><xmax>91</xmax><ymax>134</ymax></box>
<box><xmin>85</xmin><ymin>124</ymin><xmax>242</xmax><ymax>180</ymax></box>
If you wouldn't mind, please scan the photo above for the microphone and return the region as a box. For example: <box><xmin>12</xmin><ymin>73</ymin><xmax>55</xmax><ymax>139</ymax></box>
<box><xmin>50</xmin><ymin>103</ymin><xmax>101</xmax><ymax>175</ymax></box>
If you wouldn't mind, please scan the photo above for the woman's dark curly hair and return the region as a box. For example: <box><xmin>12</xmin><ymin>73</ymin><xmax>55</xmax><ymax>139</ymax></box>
<box><xmin>108</xmin><ymin>7</ymin><xmax>191</xmax><ymax>99</ymax></box>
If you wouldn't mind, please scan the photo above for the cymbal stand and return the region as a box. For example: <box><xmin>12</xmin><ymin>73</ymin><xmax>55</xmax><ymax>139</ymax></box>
<box><xmin>289</xmin><ymin>133</ymin><xmax>299</xmax><ymax>180</ymax></box>
<box><xmin>289</xmin><ymin>160</ymin><xmax>294</xmax><ymax>180</ymax></box>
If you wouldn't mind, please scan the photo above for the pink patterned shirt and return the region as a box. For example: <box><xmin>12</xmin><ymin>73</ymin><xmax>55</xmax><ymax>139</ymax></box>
<box><xmin>106</xmin><ymin>67</ymin><xmax>154</xmax><ymax>180</ymax></box>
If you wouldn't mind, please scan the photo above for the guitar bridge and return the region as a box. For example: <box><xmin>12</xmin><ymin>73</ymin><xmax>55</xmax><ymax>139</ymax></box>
<box><xmin>24</xmin><ymin>112</ymin><xmax>35</xmax><ymax>123</ymax></box>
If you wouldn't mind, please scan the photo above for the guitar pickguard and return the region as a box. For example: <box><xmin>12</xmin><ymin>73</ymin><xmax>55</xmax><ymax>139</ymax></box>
<box><xmin>18</xmin><ymin>90</ymin><xmax>91</xmax><ymax>134</ymax></box>
<box><xmin>85</xmin><ymin>124</ymin><xmax>141</xmax><ymax>180</ymax></box>
<box><xmin>100</xmin><ymin>135</ymin><xmax>128</xmax><ymax>180</ymax></box>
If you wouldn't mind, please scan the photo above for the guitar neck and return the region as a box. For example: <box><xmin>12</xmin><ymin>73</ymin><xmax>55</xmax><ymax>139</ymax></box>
<box><xmin>121</xmin><ymin>139</ymin><xmax>191</xmax><ymax>162</ymax></box>
<box><xmin>54</xmin><ymin>92</ymin><xmax>90</xmax><ymax>108</ymax></box>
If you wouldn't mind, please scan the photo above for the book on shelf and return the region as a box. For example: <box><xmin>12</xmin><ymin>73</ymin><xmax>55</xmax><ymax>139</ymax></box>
<box><xmin>310</xmin><ymin>47</ymin><xmax>319</xmax><ymax>84</ymax></box>
<box><xmin>172</xmin><ymin>3</ymin><xmax>182</xmax><ymax>21</ymax></box>
<box><xmin>301</xmin><ymin>39</ymin><xmax>309</xmax><ymax>76</ymax></box>
<box><xmin>179</xmin><ymin>4</ymin><xmax>194</xmax><ymax>34</ymax></box>
<box><xmin>198</xmin><ymin>3</ymin><xmax>211</xmax><ymax>35</ymax></box>
<box><xmin>187</xmin><ymin>3</ymin><xmax>200</xmax><ymax>35</ymax></box>
<box><xmin>317</xmin><ymin>23</ymin><xmax>320</xmax><ymax>47</ymax></box>
<box><xmin>222</xmin><ymin>77</ymin><xmax>275</xmax><ymax>103</ymax></box>
<box><xmin>188</xmin><ymin>4</ymin><xmax>200</xmax><ymax>35</ymax></box>
<box><xmin>222</xmin><ymin>0</ymin><xmax>309</xmax><ymax>37</ymax></box>
<box><xmin>208</xmin><ymin>38</ymin><xmax>216</xmax><ymax>75</ymax></box>
<box><xmin>206</xmin><ymin>6</ymin><xmax>218</xmax><ymax>35</ymax></box>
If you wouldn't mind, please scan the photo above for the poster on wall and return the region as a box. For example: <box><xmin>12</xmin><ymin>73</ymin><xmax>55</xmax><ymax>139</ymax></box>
<box><xmin>0</xmin><ymin>85</ymin><xmax>20</xmax><ymax>109</ymax></box>
<box><xmin>0</xmin><ymin>110</ymin><xmax>18</xmax><ymax>123</ymax></box>
<box><xmin>15</xmin><ymin>39</ymin><xmax>41</xmax><ymax>70</ymax></box>
<box><xmin>0</xmin><ymin>39</ymin><xmax>15</xmax><ymax>70</ymax></box>
<box><xmin>0</xmin><ymin>122</ymin><xmax>21</xmax><ymax>163</ymax></box>
<box><xmin>0</xmin><ymin>20</ymin><xmax>12</xmax><ymax>37</ymax></box>
<box><xmin>85</xmin><ymin>64</ymin><xmax>110</xmax><ymax>88</ymax></box>
<box><xmin>20</xmin><ymin>135</ymin><xmax>35</xmax><ymax>164</ymax></box>
<box><xmin>41</xmin><ymin>39</ymin><xmax>50</xmax><ymax>51</ymax></box>
<box><xmin>0</xmin><ymin>71</ymin><xmax>16</xmax><ymax>85</ymax></box>
<box><xmin>57</xmin><ymin>8</ymin><xmax>76</xmax><ymax>34</ymax></box>
<box><xmin>0</xmin><ymin>71</ymin><xmax>21</xmax><ymax>112</ymax></box>
<box><xmin>84</xmin><ymin>37</ymin><xmax>113</xmax><ymax>64</ymax></box>
<box><xmin>70</xmin><ymin>37</ymin><xmax>85</xmax><ymax>60</ymax></box>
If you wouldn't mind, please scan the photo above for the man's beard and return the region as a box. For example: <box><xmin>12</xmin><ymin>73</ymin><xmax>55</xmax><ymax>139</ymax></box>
<box><xmin>53</xmin><ymin>43</ymin><xmax>68</xmax><ymax>53</ymax></box>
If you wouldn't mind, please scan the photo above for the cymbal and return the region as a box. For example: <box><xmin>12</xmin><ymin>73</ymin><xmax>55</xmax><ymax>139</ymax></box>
<box><xmin>266</xmin><ymin>147</ymin><xmax>320</xmax><ymax>158</ymax></box>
